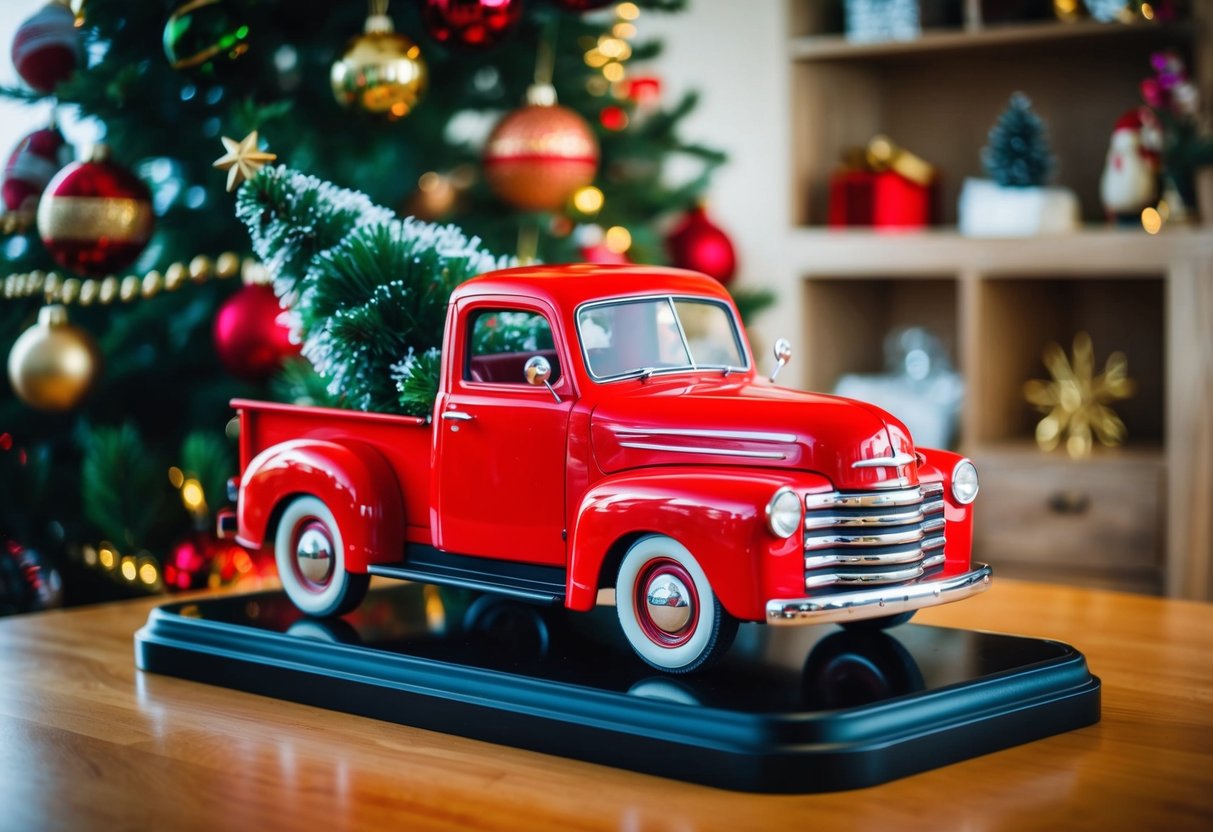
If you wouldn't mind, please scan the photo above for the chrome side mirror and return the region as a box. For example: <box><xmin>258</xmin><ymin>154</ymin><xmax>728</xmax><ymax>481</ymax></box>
<box><xmin>769</xmin><ymin>338</ymin><xmax>792</xmax><ymax>382</ymax></box>
<box><xmin>524</xmin><ymin>355</ymin><xmax>561</xmax><ymax>403</ymax></box>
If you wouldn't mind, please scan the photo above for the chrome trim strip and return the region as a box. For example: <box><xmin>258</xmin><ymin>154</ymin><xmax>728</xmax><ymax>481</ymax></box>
<box><xmin>766</xmin><ymin>563</ymin><xmax>993</xmax><ymax>625</ymax></box>
<box><xmin>805</xmin><ymin>487</ymin><xmax>923</xmax><ymax>509</ymax></box>
<box><xmin>922</xmin><ymin>552</ymin><xmax>946</xmax><ymax>569</ymax></box>
<box><xmin>803</xmin><ymin>506</ymin><xmax>925</xmax><ymax>529</ymax></box>
<box><xmin>616</xmin><ymin>440</ymin><xmax>786</xmax><ymax>460</ymax></box>
<box><xmin>612</xmin><ymin>427</ymin><xmax>798</xmax><ymax>443</ymax></box>
<box><xmin>851</xmin><ymin>452</ymin><xmax>916</xmax><ymax>469</ymax></box>
<box><xmin>805</xmin><ymin>526</ymin><xmax>928</xmax><ymax>550</ymax></box>
<box><xmin>805</xmin><ymin>548</ymin><xmax>931</xmax><ymax>569</ymax></box>
<box><xmin>805</xmin><ymin>563</ymin><xmax>925</xmax><ymax>588</ymax></box>
<box><xmin>921</xmin><ymin>482</ymin><xmax>944</xmax><ymax>495</ymax></box>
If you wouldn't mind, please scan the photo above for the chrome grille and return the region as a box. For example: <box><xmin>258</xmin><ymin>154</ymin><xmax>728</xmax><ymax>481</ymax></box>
<box><xmin>802</xmin><ymin>483</ymin><xmax>945</xmax><ymax>591</ymax></box>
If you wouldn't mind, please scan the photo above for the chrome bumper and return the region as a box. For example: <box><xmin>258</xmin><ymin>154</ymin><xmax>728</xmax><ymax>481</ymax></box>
<box><xmin>765</xmin><ymin>563</ymin><xmax>992</xmax><ymax>625</ymax></box>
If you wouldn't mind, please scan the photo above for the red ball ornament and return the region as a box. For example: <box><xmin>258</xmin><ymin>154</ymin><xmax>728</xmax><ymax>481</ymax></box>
<box><xmin>2</xmin><ymin>126</ymin><xmax>69</xmax><ymax>212</ymax></box>
<box><xmin>36</xmin><ymin>146</ymin><xmax>153</xmax><ymax>278</ymax></box>
<box><xmin>163</xmin><ymin>532</ymin><xmax>261</xmax><ymax>592</ymax></box>
<box><xmin>422</xmin><ymin>0</ymin><xmax>524</xmax><ymax>51</ymax></box>
<box><xmin>213</xmin><ymin>283</ymin><xmax>299</xmax><ymax>382</ymax></box>
<box><xmin>484</xmin><ymin>88</ymin><xmax>599</xmax><ymax>212</ymax></box>
<box><xmin>665</xmin><ymin>204</ymin><xmax>738</xmax><ymax>285</ymax></box>
<box><xmin>10</xmin><ymin>1</ymin><xmax>80</xmax><ymax>93</ymax></box>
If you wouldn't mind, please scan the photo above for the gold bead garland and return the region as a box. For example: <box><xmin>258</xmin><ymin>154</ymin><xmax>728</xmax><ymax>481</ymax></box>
<box><xmin>1</xmin><ymin>251</ymin><xmax>264</xmax><ymax>306</ymax></box>
<box><xmin>1</xmin><ymin>210</ymin><xmax>35</xmax><ymax>235</ymax></box>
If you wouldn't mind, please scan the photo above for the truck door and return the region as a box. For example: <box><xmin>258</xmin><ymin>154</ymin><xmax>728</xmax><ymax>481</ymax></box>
<box><xmin>434</xmin><ymin>302</ymin><xmax>575</xmax><ymax>566</ymax></box>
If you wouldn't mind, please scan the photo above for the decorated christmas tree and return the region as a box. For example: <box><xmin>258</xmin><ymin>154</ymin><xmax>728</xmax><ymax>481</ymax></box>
<box><xmin>981</xmin><ymin>92</ymin><xmax>1055</xmax><ymax>188</ymax></box>
<box><xmin>0</xmin><ymin>0</ymin><xmax>755</xmax><ymax>612</ymax></box>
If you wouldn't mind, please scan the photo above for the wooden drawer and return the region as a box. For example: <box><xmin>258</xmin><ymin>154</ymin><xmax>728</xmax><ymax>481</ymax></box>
<box><xmin>969</xmin><ymin>446</ymin><xmax>1165</xmax><ymax>594</ymax></box>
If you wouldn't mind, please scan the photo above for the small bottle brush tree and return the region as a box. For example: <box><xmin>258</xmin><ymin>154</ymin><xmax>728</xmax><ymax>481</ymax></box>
<box><xmin>981</xmin><ymin>92</ymin><xmax>1055</xmax><ymax>188</ymax></box>
<box><xmin>235</xmin><ymin>165</ymin><xmax>511</xmax><ymax>418</ymax></box>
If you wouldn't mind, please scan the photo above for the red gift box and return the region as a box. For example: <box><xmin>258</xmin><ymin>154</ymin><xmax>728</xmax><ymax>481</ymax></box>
<box><xmin>828</xmin><ymin>170</ymin><xmax>936</xmax><ymax>228</ymax></box>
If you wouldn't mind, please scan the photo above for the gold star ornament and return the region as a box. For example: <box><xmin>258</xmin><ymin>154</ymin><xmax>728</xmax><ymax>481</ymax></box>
<box><xmin>1023</xmin><ymin>331</ymin><xmax>1136</xmax><ymax>459</ymax></box>
<box><xmin>213</xmin><ymin>131</ymin><xmax>276</xmax><ymax>192</ymax></box>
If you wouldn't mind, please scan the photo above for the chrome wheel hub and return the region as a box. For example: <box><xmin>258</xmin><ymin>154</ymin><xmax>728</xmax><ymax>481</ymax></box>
<box><xmin>645</xmin><ymin>573</ymin><xmax>692</xmax><ymax>634</ymax></box>
<box><xmin>295</xmin><ymin>521</ymin><xmax>335</xmax><ymax>586</ymax></box>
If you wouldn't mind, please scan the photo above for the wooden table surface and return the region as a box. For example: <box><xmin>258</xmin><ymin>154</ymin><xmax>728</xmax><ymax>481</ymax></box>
<box><xmin>1</xmin><ymin>577</ymin><xmax>1210</xmax><ymax>831</ymax></box>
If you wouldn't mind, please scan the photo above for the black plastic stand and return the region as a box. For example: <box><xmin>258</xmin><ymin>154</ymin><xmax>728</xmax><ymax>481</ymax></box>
<box><xmin>135</xmin><ymin>584</ymin><xmax>1100</xmax><ymax>793</ymax></box>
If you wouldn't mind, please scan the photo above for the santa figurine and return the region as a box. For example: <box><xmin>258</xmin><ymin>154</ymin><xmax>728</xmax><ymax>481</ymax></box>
<box><xmin>1100</xmin><ymin>108</ymin><xmax>1160</xmax><ymax>224</ymax></box>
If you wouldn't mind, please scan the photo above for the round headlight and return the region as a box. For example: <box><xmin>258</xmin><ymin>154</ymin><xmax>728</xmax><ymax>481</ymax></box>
<box><xmin>952</xmin><ymin>459</ymin><xmax>979</xmax><ymax>505</ymax></box>
<box><xmin>766</xmin><ymin>487</ymin><xmax>802</xmax><ymax>538</ymax></box>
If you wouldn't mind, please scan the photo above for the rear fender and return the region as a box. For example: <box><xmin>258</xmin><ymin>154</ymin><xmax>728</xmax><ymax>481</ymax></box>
<box><xmin>237</xmin><ymin>439</ymin><xmax>404</xmax><ymax>573</ymax></box>
<box><xmin>567</xmin><ymin>468</ymin><xmax>827</xmax><ymax>621</ymax></box>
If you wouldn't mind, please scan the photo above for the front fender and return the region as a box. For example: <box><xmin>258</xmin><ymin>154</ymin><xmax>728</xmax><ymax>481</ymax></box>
<box><xmin>918</xmin><ymin>447</ymin><xmax>975</xmax><ymax>570</ymax></box>
<box><xmin>567</xmin><ymin>468</ymin><xmax>832</xmax><ymax>621</ymax></box>
<box><xmin>237</xmin><ymin>439</ymin><xmax>405</xmax><ymax>573</ymax></box>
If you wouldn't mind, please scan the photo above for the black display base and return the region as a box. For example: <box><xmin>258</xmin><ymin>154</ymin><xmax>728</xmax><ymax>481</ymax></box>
<box><xmin>135</xmin><ymin>584</ymin><xmax>1100</xmax><ymax>793</ymax></box>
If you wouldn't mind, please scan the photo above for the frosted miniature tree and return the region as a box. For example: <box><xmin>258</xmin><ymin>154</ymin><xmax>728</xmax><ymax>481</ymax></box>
<box><xmin>982</xmin><ymin>93</ymin><xmax>1055</xmax><ymax>187</ymax></box>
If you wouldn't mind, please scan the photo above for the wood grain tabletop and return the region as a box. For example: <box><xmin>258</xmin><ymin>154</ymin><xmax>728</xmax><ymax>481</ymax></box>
<box><xmin>0</xmin><ymin>577</ymin><xmax>1210</xmax><ymax>831</ymax></box>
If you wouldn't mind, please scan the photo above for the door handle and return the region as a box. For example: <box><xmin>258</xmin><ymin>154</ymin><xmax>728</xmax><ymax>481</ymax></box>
<box><xmin>441</xmin><ymin>410</ymin><xmax>474</xmax><ymax>422</ymax></box>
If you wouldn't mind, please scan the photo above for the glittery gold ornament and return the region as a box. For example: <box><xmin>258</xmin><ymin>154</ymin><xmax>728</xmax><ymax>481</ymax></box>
<box><xmin>330</xmin><ymin>3</ymin><xmax>427</xmax><ymax>120</ymax></box>
<box><xmin>483</xmin><ymin>84</ymin><xmax>599</xmax><ymax>212</ymax></box>
<box><xmin>1024</xmin><ymin>331</ymin><xmax>1136</xmax><ymax>459</ymax></box>
<box><xmin>7</xmin><ymin>304</ymin><xmax>100</xmax><ymax>411</ymax></box>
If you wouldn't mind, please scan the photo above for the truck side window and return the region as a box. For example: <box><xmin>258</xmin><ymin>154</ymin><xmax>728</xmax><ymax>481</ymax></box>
<box><xmin>466</xmin><ymin>309</ymin><xmax>560</xmax><ymax>385</ymax></box>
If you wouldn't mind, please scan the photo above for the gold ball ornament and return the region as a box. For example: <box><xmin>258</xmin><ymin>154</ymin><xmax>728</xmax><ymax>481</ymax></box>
<box><xmin>483</xmin><ymin>85</ymin><xmax>600</xmax><ymax>212</ymax></box>
<box><xmin>331</xmin><ymin>13</ymin><xmax>427</xmax><ymax>119</ymax></box>
<box><xmin>7</xmin><ymin>305</ymin><xmax>101</xmax><ymax>411</ymax></box>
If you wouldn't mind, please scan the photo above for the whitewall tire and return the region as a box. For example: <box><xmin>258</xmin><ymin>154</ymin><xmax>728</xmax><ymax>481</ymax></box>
<box><xmin>274</xmin><ymin>495</ymin><xmax>369</xmax><ymax>617</ymax></box>
<box><xmin>615</xmin><ymin>534</ymin><xmax>737</xmax><ymax>673</ymax></box>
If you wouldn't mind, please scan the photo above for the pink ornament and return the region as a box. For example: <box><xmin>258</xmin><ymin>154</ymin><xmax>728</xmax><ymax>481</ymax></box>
<box><xmin>10</xmin><ymin>1</ymin><xmax>79</xmax><ymax>93</ymax></box>
<box><xmin>213</xmin><ymin>283</ymin><xmax>299</xmax><ymax>382</ymax></box>
<box><xmin>2</xmin><ymin>127</ymin><xmax>69</xmax><ymax>212</ymax></box>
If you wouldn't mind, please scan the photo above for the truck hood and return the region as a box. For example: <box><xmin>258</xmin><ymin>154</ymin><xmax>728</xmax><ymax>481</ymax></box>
<box><xmin>589</xmin><ymin>377</ymin><xmax>918</xmax><ymax>491</ymax></box>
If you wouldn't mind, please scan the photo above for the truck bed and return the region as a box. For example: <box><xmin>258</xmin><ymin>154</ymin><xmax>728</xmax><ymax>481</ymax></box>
<box><xmin>234</xmin><ymin>399</ymin><xmax>435</xmax><ymax>544</ymax></box>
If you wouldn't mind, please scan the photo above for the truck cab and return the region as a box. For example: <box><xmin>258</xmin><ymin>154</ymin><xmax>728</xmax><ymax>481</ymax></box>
<box><xmin>230</xmin><ymin>264</ymin><xmax>990</xmax><ymax>673</ymax></box>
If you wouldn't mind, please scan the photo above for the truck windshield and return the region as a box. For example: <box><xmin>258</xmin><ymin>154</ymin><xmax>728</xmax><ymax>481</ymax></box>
<box><xmin>577</xmin><ymin>296</ymin><xmax>748</xmax><ymax>380</ymax></box>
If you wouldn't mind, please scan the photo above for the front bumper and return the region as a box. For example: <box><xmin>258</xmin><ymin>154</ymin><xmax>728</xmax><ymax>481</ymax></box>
<box><xmin>765</xmin><ymin>562</ymin><xmax>992</xmax><ymax>625</ymax></box>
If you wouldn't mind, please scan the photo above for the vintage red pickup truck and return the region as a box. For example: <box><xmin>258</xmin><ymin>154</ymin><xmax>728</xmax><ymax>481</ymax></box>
<box><xmin>225</xmin><ymin>264</ymin><xmax>989</xmax><ymax>672</ymax></box>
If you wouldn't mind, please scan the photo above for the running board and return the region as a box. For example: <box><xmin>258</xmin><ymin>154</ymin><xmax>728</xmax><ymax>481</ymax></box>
<box><xmin>367</xmin><ymin>545</ymin><xmax>567</xmax><ymax>606</ymax></box>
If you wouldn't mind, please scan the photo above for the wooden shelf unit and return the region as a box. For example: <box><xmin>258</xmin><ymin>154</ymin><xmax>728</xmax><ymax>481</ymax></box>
<box><xmin>781</xmin><ymin>227</ymin><xmax>1211</xmax><ymax>598</ymax></box>
<box><xmin>780</xmin><ymin>2</ymin><xmax>1213</xmax><ymax>598</ymax></box>
<box><xmin>787</xmin><ymin>5</ymin><xmax>1206</xmax><ymax>228</ymax></box>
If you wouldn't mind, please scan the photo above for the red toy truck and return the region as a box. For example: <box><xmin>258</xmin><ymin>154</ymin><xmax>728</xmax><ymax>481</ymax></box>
<box><xmin>225</xmin><ymin>264</ymin><xmax>990</xmax><ymax>672</ymax></box>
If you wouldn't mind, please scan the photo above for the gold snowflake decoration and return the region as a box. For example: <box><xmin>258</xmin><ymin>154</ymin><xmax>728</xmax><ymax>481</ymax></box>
<box><xmin>1024</xmin><ymin>332</ymin><xmax>1136</xmax><ymax>459</ymax></box>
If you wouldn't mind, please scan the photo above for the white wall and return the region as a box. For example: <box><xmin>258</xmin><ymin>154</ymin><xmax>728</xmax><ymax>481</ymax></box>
<box><xmin>640</xmin><ymin>0</ymin><xmax>792</xmax><ymax>352</ymax></box>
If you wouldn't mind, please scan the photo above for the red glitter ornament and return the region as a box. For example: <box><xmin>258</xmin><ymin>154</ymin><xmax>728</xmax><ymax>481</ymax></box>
<box><xmin>665</xmin><ymin>204</ymin><xmax>737</xmax><ymax>285</ymax></box>
<box><xmin>422</xmin><ymin>0</ymin><xmax>524</xmax><ymax>51</ymax></box>
<box><xmin>2</xmin><ymin>126</ymin><xmax>69</xmax><ymax>212</ymax></box>
<box><xmin>36</xmin><ymin>146</ymin><xmax>153</xmax><ymax>278</ymax></box>
<box><xmin>213</xmin><ymin>283</ymin><xmax>299</xmax><ymax>382</ymax></box>
<box><xmin>10</xmin><ymin>1</ymin><xmax>79</xmax><ymax>93</ymax></box>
